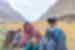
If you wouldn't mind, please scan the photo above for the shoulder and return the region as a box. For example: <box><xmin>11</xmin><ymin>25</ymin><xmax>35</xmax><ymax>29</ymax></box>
<box><xmin>55</xmin><ymin>27</ymin><xmax>63</xmax><ymax>31</ymax></box>
<box><xmin>55</xmin><ymin>27</ymin><xmax>65</xmax><ymax>35</ymax></box>
<box><xmin>57</xmin><ymin>28</ymin><xmax>65</xmax><ymax>36</ymax></box>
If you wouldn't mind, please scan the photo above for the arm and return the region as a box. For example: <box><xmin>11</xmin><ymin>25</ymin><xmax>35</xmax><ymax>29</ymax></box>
<box><xmin>39</xmin><ymin>30</ymin><xmax>49</xmax><ymax>50</ymax></box>
<box><xmin>57</xmin><ymin>30</ymin><xmax>67</xmax><ymax>50</ymax></box>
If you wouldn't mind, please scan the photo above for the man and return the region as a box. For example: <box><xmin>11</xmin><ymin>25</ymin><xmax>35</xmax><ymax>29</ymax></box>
<box><xmin>40</xmin><ymin>17</ymin><xmax>67</xmax><ymax>50</ymax></box>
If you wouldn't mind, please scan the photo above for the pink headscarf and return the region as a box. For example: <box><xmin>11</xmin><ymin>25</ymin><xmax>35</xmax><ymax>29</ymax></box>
<box><xmin>23</xmin><ymin>22</ymin><xmax>34</xmax><ymax>35</ymax></box>
<box><xmin>20</xmin><ymin>22</ymin><xmax>35</xmax><ymax>46</ymax></box>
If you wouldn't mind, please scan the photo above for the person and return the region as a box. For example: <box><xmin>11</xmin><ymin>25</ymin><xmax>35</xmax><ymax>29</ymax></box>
<box><xmin>33</xmin><ymin>31</ymin><xmax>41</xmax><ymax>50</ymax></box>
<box><xmin>24</xmin><ymin>31</ymin><xmax>41</xmax><ymax>50</ymax></box>
<box><xmin>12</xmin><ymin>29</ymin><xmax>21</xmax><ymax>48</ymax></box>
<box><xmin>40</xmin><ymin>17</ymin><xmax>67</xmax><ymax>50</ymax></box>
<box><xmin>3</xmin><ymin>30</ymin><xmax>16</xmax><ymax>50</ymax></box>
<box><xmin>20</xmin><ymin>22</ymin><xmax>35</xmax><ymax>47</ymax></box>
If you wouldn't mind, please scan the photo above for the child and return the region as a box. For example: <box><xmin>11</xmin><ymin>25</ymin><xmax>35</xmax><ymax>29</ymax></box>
<box><xmin>45</xmin><ymin>17</ymin><xmax>67</xmax><ymax>50</ymax></box>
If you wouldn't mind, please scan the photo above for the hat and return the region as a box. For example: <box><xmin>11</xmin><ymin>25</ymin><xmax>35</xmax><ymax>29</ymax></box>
<box><xmin>48</xmin><ymin>16</ymin><xmax>57</xmax><ymax>23</ymax></box>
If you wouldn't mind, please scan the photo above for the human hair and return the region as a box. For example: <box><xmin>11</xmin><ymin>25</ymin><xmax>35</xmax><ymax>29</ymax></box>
<box><xmin>47</xmin><ymin>17</ymin><xmax>57</xmax><ymax>24</ymax></box>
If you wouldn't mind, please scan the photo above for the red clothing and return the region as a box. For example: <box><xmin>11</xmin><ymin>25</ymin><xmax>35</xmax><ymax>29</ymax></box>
<box><xmin>20</xmin><ymin>23</ymin><xmax>34</xmax><ymax>47</ymax></box>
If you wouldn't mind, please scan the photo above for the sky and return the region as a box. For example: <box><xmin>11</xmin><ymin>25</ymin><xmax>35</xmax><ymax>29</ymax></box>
<box><xmin>8</xmin><ymin>0</ymin><xmax>57</xmax><ymax>22</ymax></box>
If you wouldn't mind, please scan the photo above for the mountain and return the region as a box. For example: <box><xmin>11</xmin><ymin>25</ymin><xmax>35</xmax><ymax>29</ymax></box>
<box><xmin>40</xmin><ymin>0</ymin><xmax>75</xmax><ymax>21</ymax></box>
<box><xmin>0</xmin><ymin>0</ymin><xmax>24</xmax><ymax>23</ymax></box>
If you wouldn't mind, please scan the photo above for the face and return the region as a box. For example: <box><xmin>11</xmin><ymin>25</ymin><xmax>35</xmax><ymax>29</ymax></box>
<box><xmin>50</xmin><ymin>22</ymin><xmax>57</xmax><ymax>27</ymax></box>
<box><xmin>25</xmin><ymin>24</ymin><xmax>31</xmax><ymax>30</ymax></box>
<box><xmin>24</xmin><ymin>23</ymin><xmax>32</xmax><ymax>31</ymax></box>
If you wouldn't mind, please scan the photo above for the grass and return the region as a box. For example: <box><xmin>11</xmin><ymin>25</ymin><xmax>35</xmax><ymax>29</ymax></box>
<box><xmin>0</xmin><ymin>23</ymin><xmax>75</xmax><ymax>50</ymax></box>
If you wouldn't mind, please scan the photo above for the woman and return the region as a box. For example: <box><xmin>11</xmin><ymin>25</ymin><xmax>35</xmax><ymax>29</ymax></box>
<box><xmin>20</xmin><ymin>22</ymin><xmax>35</xmax><ymax>47</ymax></box>
<box><xmin>24</xmin><ymin>31</ymin><xmax>41</xmax><ymax>50</ymax></box>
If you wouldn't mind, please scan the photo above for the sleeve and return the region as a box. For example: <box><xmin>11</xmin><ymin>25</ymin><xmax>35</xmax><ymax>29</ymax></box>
<box><xmin>57</xmin><ymin>30</ymin><xmax>67</xmax><ymax>50</ymax></box>
<box><xmin>40</xmin><ymin>37</ymin><xmax>47</xmax><ymax>50</ymax></box>
<box><xmin>39</xmin><ymin>29</ymin><xmax>49</xmax><ymax>50</ymax></box>
<box><xmin>24</xmin><ymin>43</ymin><xmax>31</xmax><ymax>50</ymax></box>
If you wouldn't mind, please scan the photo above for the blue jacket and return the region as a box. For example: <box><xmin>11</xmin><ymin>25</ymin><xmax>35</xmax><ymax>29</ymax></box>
<box><xmin>40</xmin><ymin>27</ymin><xmax>67</xmax><ymax>50</ymax></box>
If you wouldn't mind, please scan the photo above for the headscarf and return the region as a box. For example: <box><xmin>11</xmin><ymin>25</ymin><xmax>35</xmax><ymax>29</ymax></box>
<box><xmin>23</xmin><ymin>22</ymin><xmax>34</xmax><ymax>35</ymax></box>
